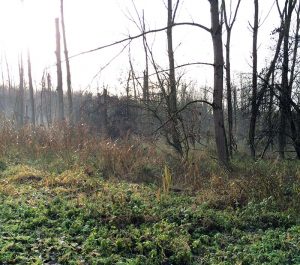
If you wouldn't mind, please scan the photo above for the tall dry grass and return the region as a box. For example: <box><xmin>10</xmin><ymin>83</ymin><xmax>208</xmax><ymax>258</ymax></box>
<box><xmin>0</xmin><ymin>119</ymin><xmax>299</xmax><ymax>210</ymax></box>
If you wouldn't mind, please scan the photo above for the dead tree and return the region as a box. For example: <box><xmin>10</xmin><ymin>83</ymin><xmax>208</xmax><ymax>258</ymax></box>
<box><xmin>46</xmin><ymin>73</ymin><xmax>53</xmax><ymax>126</ymax></box>
<box><xmin>209</xmin><ymin>0</ymin><xmax>229</xmax><ymax>165</ymax></box>
<box><xmin>5</xmin><ymin>54</ymin><xmax>12</xmax><ymax>103</ymax></box>
<box><xmin>16</xmin><ymin>55</ymin><xmax>24</xmax><ymax>128</ymax></box>
<box><xmin>289</xmin><ymin>1</ymin><xmax>300</xmax><ymax>158</ymax></box>
<box><xmin>142</xmin><ymin>10</ymin><xmax>149</xmax><ymax>102</ymax></box>
<box><xmin>102</xmin><ymin>88</ymin><xmax>108</xmax><ymax>135</ymax></box>
<box><xmin>248</xmin><ymin>0</ymin><xmax>259</xmax><ymax>158</ymax></box>
<box><xmin>278</xmin><ymin>0</ymin><xmax>297</xmax><ymax>159</ymax></box>
<box><xmin>60</xmin><ymin>0</ymin><xmax>73</xmax><ymax>124</ymax></box>
<box><xmin>1</xmin><ymin>58</ymin><xmax>6</xmax><ymax>112</ymax></box>
<box><xmin>27</xmin><ymin>51</ymin><xmax>35</xmax><ymax>127</ymax></box>
<box><xmin>55</xmin><ymin>18</ymin><xmax>64</xmax><ymax>121</ymax></box>
<box><xmin>248</xmin><ymin>0</ymin><xmax>287</xmax><ymax>158</ymax></box>
<box><xmin>167</xmin><ymin>0</ymin><xmax>183</xmax><ymax>156</ymax></box>
<box><xmin>222</xmin><ymin>0</ymin><xmax>241</xmax><ymax>157</ymax></box>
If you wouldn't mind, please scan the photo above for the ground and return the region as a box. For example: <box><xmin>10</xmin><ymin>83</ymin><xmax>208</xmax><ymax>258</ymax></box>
<box><xmin>0</xmin><ymin>164</ymin><xmax>299</xmax><ymax>265</ymax></box>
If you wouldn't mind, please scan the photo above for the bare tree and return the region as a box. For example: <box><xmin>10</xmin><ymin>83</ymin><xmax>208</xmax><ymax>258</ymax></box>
<box><xmin>55</xmin><ymin>18</ymin><xmax>64</xmax><ymax>121</ymax></box>
<box><xmin>60</xmin><ymin>0</ymin><xmax>73</xmax><ymax>124</ymax></box>
<box><xmin>27</xmin><ymin>51</ymin><xmax>35</xmax><ymax>127</ymax></box>
<box><xmin>5</xmin><ymin>54</ymin><xmax>12</xmax><ymax>103</ymax></box>
<box><xmin>249</xmin><ymin>0</ymin><xmax>288</xmax><ymax>158</ymax></box>
<box><xmin>16</xmin><ymin>55</ymin><xmax>24</xmax><ymax>128</ymax></box>
<box><xmin>142</xmin><ymin>10</ymin><xmax>149</xmax><ymax>102</ymax></box>
<box><xmin>209</xmin><ymin>0</ymin><xmax>229</xmax><ymax>165</ymax></box>
<box><xmin>46</xmin><ymin>73</ymin><xmax>53</xmax><ymax>125</ymax></box>
<box><xmin>167</xmin><ymin>0</ymin><xmax>183</xmax><ymax>156</ymax></box>
<box><xmin>222</xmin><ymin>0</ymin><xmax>241</xmax><ymax>157</ymax></box>
<box><xmin>278</xmin><ymin>0</ymin><xmax>297</xmax><ymax>159</ymax></box>
<box><xmin>248</xmin><ymin>0</ymin><xmax>259</xmax><ymax>158</ymax></box>
<box><xmin>289</xmin><ymin>1</ymin><xmax>300</xmax><ymax>159</ymax></box>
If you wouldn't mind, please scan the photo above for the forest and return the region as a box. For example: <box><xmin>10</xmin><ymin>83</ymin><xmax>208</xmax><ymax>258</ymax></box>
<box><xmin>0</xmin><ymin>0</ymin><xmax>300</xmax><ymax>264</ymax></box>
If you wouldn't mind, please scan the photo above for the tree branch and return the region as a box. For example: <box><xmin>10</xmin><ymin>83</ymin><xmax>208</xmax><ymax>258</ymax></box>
<box><xmin>68</xmin><ymin>22</ymin><xmax>211</xmax><ymax>60</ymax></box>
<box><xmin>130</xmin><ymin>61</ymin><xmax>214</xmax><ymax>81</ymax></box>
<box><xmin>152</xmin><ymin>99</ymin><xmax>213</xmax><ymax>134</ymax></box>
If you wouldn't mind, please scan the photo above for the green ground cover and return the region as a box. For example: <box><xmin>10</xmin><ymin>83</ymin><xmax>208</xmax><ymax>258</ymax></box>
<box><xmin>0</xmin><ymin>164</ymin><xmax>299</xmax><ymax>264</ymax></box>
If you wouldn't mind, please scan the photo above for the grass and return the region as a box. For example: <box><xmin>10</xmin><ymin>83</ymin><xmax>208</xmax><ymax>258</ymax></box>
<box><xmin>0</xmin><ymin>122</ymin><xmax>300</xmax><ymax>264</ymax></box>
<box><xmin>0</xmin><ymin>164</ymin><xmax>300</xmax><ymax>264</ymax></box>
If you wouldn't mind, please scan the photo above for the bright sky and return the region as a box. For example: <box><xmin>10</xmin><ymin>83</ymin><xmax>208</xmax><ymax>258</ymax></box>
<box><xmin>0</xmin><ymin>0</ymin><xmax>280</xmax><ymax>94</ymax></box>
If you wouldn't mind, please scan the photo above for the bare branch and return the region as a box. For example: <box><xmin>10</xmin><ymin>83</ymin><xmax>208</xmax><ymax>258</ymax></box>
<box><xmin>67</xmin><ymin>22</ymin><xmax>210</xmax><ymax>61</ymax></box>
<box><xmin>84</xmin><ymin>42</ymin><xmax>132</xmax><ymax>93</ymax></box>
<box><xmin>223</xmin><ymin>0</ymin><xmax>241</xmax><ymax>30</ymax></box>
<box><xmin>231</xmin><ymin>0</ymin><xmax>242</xmax><ymax>27</ymax></box>
<box><xmin>130</xmin><ymin>61</ymin><xmax>214</xmax><ymax>81</ymax></box>
<box><xmin>152</xmin><ymin>99</ymin><xmax>214</xmax><ymax>134</ymax></box>
<box><xmin>172</xmin><ymin>0</ymin><xmax>180</xmax><ymax>24</ymax></box>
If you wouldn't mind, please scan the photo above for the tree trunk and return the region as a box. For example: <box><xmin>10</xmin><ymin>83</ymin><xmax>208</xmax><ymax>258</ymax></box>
<box><xmin>55</xmin><ymin>18</ymin><xmax>64</xmax><ymax>122</ymax></box>
<box><xmin>60</xmin><ymin>0</ymin><xmax>73</xmax><ymax>124</ymax></box>
<box><xmin>249</xmin><ymin>0</ymin><xmax>286</xmax><ymax>158</ymax></box>
<box><xmin>27</xmin><ymin>52</ymin><xmax>35</xmax><ymax>127</ymax></box>
<box><xmin>47</xmin><ymin>73</ymin><xmax>52</xmax><ymax>125</ymax></box>
<box><xmin>210</xmin><ymin>0</ymin><xmax>229</xmax><ymax>166</ymax></box>
<box><xmin>102</xmin><ymin>88</ymin><xmax>108</xmax><ymax>135</ymax></box>
<box><xmin>279</xmin><ymin>0</ymin><xmax>296</xmax><ymax>159</ymax></box>
<box><xmin>17</xmin><ymin>56</ymin><xmax>24</xmax><ymax>128</ymax></box>
<box><xmin>1</xmin><ymin>63</ymin><xmax>6</xmax><ymax>112</ymax></box>
<box><xmin>233</xmin><ymin>85</ymin><xmax>237</xmax><ymax>134</ymax></box>
<box><xmin>289</xmin><ymin>1</ymin><xmax>300</xmax><ymax>158</ymax></box>
<box><xmin>249</xmin><ymin>0</ymin><xmax>258</xmax><ymax>158</ymax></box>
<box><xmin>40</xmin><ymin>88</ymin><xmax>44</xmax><ymax>125</ymax></box>
<box><xmin>142</xmin><ymin>10</ymin><xmax>149</xmax><ymax>102</ymax></box>
<box><xmin>268</xmin><ymin>72</ymin><xmax>275</xmax><ymax>151</ymax></box>
<box><xmin>5</xmin><ymin>55</ymin><xmax>12</xmax><ymax>104</ymax></box>
<box><xmin>222</xmin><ymin>0</ymin><xmax>241</xmax><ymax>157</ymax></box>
<box><xmin>225</xmin><ymin>30</ymin><xmax>234</xmax><ymax>157</ymax></box>
<box><xmin>167</xmin><ymin>0</ymin><xmax>183</xmax><ymax>156</ymax></box>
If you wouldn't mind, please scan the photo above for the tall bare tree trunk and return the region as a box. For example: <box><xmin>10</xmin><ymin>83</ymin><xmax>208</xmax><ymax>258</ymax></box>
<box><xmin>55</xmin><ymin>18</ymin><xmax>64</xmax><ymax>121</ymax></box>
<box><xmin>167</xmin><ymin>0</ymin><xmax>183</xmax><ymax>156</ymax></box>
<box><xmin>1</xmin><ymin>62</ymin><xmax>6</xmax><ymax>112</ymax></box>
<box><xmin>47</xmin><ymin>73</ymin><xmax>52</xmax><ymax>125</ymax></box>
<box><xmin>248</xmin><ymin>0</ymin><xmax>288</xmax><ymax>159</ymax></box>
<box><xmin>102</xmin><ymin>88</ymin><xmax>108</xmax><ymax>136</ymax></box>
<box><xmin>233</xmin><ymin>86</ymin><xmax>237</xmax><ymax>134</ymax></box>
<box><xmin>5</xmin><ymin>55</ymin><xmax>12</xmax><ymax>104</ymax></box>
<box><xmin>128</xmin><ymin>55</ymin><xmax>137</xmax><ymax>99</ymax></box>
<box><xmin>278</xmin><ymin>0</ymin><xmax>296</xmax><ymax>159</ymax></box>
<box><xmin>142</xmin><ymin>10</ymin><xmax>149</xmax><ymax>102</ymax></box>
<box><xmin>209</xmin><ymin>0</ymin><xmax>229</xmax><ymax>166</ymax></box>
<box><xmin>225</xmin><ymin>30</ymin><xmax>234</xmax><ymax>157</ymax></box>
<box><xmin>17</xmin><ymin>56</ymin><xmax>24</xmax><ymax>128</ymax></box>
<box><xmin>249</xmin><ymin>0</ymin><xmax>259</xmax><ymax>158</ymax></box>
<box><xmin>40</xmin><ymin>88</ymin><xmax>44</xmax><ymax>125</ymax></box>
<box><xmin>60</xmin><ymin>0</ymin><xmax>73</xmax><ymax>124</ymax></box>
<box><xmin>27</xmin><ymin>52</ymin><xmax>35</xmax><ymax>127</ymax></box>
<box><xmin>289</xmin><ymin>1</ymin><xmax>300</xmax><ymax>158</ymax></box>
<box><xmin>223</xmin><ymin>0</ymin><xmax>241</xmax><ymax>157</ymax></box>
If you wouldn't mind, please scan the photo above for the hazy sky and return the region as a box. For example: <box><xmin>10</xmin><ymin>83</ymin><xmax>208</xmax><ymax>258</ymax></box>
<box><xmin>0</xmin><ymin>0</ymin><xmax>280</xmax><ymax>94</ymax></box>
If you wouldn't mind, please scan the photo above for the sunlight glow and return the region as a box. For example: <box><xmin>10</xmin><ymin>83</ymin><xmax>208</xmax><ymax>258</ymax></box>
<box><xmin>0</xmin><ymin>0</ymin><xmax>279</xmax><ymax>93</ymax></box>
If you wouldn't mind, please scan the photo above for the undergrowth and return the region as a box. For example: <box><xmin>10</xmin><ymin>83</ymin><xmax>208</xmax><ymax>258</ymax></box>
<box><xmin>0</xmin><ymin>164</ymin><xmax>299</xmax><ymax>264</ymax></box>
<box><xmin>0</xmin><ymin>122</ymin><xmax>299</xmax><ymax>263</ymax></box>
<box><xmin>0</xmin><ymin>122</ymin><xmax>299</xmax><ymax>209</ymax></box>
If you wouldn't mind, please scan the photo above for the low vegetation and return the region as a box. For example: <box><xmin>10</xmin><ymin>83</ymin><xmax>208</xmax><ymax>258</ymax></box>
<box><xmin>0</xmin><ymin>123</ymin><xmax>300</xmax><ymax>264</ymax></box>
